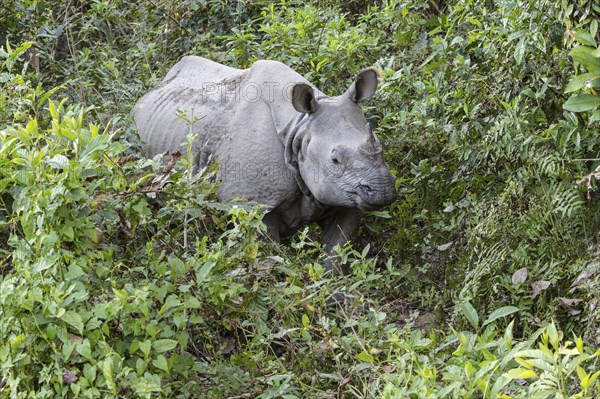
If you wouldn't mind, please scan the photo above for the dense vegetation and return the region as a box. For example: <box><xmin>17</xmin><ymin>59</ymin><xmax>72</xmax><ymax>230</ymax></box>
<box><xmin>1</xmin><ymin>0</ymin><xmax>599</xmax><ymax>397</ymax></box>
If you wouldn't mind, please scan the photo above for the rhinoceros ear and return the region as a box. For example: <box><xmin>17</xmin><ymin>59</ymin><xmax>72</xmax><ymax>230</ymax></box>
<box><xmin>346</xmin><ymin>67</ymin><xmax>381</xmax><ymax>103</ymax></box>
<box><xmin>291</xmin><ymin>83</ymin><xmax>318</xmax><ymax>114</ymax></box>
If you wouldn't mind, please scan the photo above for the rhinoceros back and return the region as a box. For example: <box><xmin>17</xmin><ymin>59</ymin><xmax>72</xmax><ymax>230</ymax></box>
<box><xmin>133</xmin><ymin>56</ymin><xmax>246</xmax><ymax>158</ymax></box>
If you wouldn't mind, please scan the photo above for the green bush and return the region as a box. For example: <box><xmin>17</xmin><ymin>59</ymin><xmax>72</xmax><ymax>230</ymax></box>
<box><xmin>1</xmin><ymin>0</ymin><xmax>599</xmax><ymax>397</ymax></box>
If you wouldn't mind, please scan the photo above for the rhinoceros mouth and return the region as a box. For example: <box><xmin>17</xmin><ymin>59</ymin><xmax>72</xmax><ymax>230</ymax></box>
<box><xmin>350</xmin><ymin>183</ymin><xmax>396</xmax><ymax>210</ymax></box>
<box><xmin>350</xmin><ymin>186</ymin><xmax>380</xmax><ymax>210</ymax></box>
<box><xmin>354</xmin><ymin>198</ymin><xmax>378</xmax><ymax>211</ymax></box>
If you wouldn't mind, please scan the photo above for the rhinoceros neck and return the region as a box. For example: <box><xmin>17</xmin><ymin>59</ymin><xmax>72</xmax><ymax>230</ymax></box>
<box><xmin>272</xmin><ymin>111</ymin><xmax>315</xmax><ymax>201</ymax></box>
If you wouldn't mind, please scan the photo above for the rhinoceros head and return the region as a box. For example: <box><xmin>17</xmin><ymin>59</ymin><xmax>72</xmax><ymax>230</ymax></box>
<box><xmin>290</xmin><ymin>69</ymin><xmax>397</xmax><ymax>210</ymax></box>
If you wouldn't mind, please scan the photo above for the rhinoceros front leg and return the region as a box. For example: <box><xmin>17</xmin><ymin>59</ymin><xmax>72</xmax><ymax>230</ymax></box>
<box><xmin>262</xmin><ymin>212</ymin><xmax>282</xmax><ymax>243</ymax></box>
<box><xmin>319</xmin><ymin>208</ymin><xmax>362</xmax><ymax>274</ymax></box>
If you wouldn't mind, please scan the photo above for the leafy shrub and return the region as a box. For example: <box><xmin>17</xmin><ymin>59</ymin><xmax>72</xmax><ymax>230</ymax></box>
<box><xmin>1</xmin><ymin>0</ymin><xmax>600</xmax><ymax>397</ymax></box>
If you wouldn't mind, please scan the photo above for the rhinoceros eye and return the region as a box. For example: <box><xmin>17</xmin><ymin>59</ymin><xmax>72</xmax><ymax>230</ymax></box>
<box><xmin>331</xmin><ymin>149</ymin><xmax>341</xmax><ymax>165</ymax></box>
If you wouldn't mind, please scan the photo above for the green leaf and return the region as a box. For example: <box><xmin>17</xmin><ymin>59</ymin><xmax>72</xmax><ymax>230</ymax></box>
<box><xmin>102</xmin><ymin>356</ymin><xmax>116</xmax><ymax>394</ymax></box>
<box><xmin>153</xmin><ymin>339</ymin><xmax>178</xmax><ymax>353</ymax></box>
<box><xmin>490</xmin><ymin>375</ymin><xmax>512</xmax><ymax>399</ymax></box>
<box><xmin>139</xmin><ymin>340</ymin><xmax>151</xmax><ymax>357</ymax></box>
<box><xmin>83</xmin><ymin>364</ymin><xmax>97</xmax><ymax>384</ymax></box>
<box><xmin>460</xmin><ymin>301</ymin><xmax>479</xmax><ymax>329</ymax></box>
<box><xmin>302</xmin><ymin>314</ymin><xmax>310</xmax><ymax>328</ymax></box>
<box><xmin>504</xmin><ymin>367</ymin><xmax>538</xmax><ymax>379</ymax></box>
<box><xmin>514</xmin><ymin>349</ymin><xmax>555</xmax><ymax>362</ymax></box>
<box><xmin>366</xmin><ymin>210</ymin><xmax>392</xmax><ymax>218</ymax></box>
<box><xmin>588</xmin><ymin>370</ymin><xmax>600</xmax><ymax>388</ymax></box>
<box><xmin>563</xmin><ymin>94</ymin><xmax>600</xmax><ymax>112</ymax></box>
<box><xmin>531</xmin><ymin>390</ymin><xmax>554</xmax><ymax>399</ymax></box>
<box><xmin>196</xmin><ymin>260</ymin><xmax>216</xmax><ymax>282</ymax></box>
<box><xmin>573</xmin><ymin>29</ymin><xmax>597</xmax><ymax>47</ymax></box>
<box><xmin>46</xmin><ymin>154</ymin><xmax>69</xmax><ymax>169</ymax></box>
<box><xmin>168</xmin><ymin>256</ymin><xmax>186</xmax><ymax>276</ymax></box>
<box><xmin>564</xmin><ymin>73</ymin><xmax>595</xmax><ymax>93</ymax></box>
<box><xmin>49</xmin><ymin>100</ymin><xmax>58</xmax><ymax>120</ymax></box>
<box><xmin>356</xmin><ymin>351</ymin><xmax>374</xmax><ymax>363</ymax></box>
<box><xmin>569</xmin><ymin>46</ymin><xmax>600</xmax><ymax>75</ymax></box>
<box><xmin>576</xmin><ymin>365</ymin><xmax>588</xmax><ymax>384</ymax></box>
<box><xmin>64</xmin><ymin>264</ymin><xmax>86</xmax><ymax>280</ymax></box>
<box><xmin>152</xmin><ymin>355</ymin><xmax>169</xmax><ymax>372</ymax></box>
<box><xmin>61</xmin><ymin>311</ymin><xmax>84</xmax><ymax>334</ymax></box>
<box><xmin>547</xmin><ymin>322</ymin><xmax>559</xmax><ymax>350</ymax></box>
<box><xmin>76</xmin><ymin>339</ymin><xmax>92</xmax><ymax>360</ymax></box>
<box><xmin>514</xmin><ymin>37</ymin><xmax>527</xmax><ymax>65</ymax></box>
<box><xmin>483</xmin><ymin>306</ymin><xmax>520</xmax><ymax>326</ymax></box>
<box><xmin>504</xmin><ymin>320</ymin><xmax>514</xmax><ymax>348</ymax></box>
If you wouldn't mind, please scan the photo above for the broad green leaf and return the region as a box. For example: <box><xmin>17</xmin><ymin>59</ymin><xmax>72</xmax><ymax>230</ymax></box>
<box><xmin>515</xmin><ymin>357</ymin><xmax>533</xmax><ymax>369</ymax></box>
<box><xmin>514</xmin><ymin>349</ymin><xmax>555</xmax><ymax>362</ymax></box>
<box><xmin>139</xmin><ymin>340</ymin><xmax>151</xmax><ymax>357</ymax></box>
<box><xmin>504</xmin><ymin>367</ymin><xmax>537</xmax><ymax>379</ymax></box>
<box><xmin>196</xmin><ymin>260</ymin><xmax>216</xmax><ymax>282</ymax></box>
<box><xmin>490</xmin><ymin>375</ymin><xmax>511</xmax><ymax>399</ymax></box>
<box><xmin>577</xmin><ymin>365</ymin><xmax>588</xmax><ymax>384</ymax></box>
<box><xmin>588</xmin><ymin>370</ymin><xmax>600</xmax><ymax>387</ymax></box>
<box><xmin>302</xmin><ymin>314</ymin><xmax>310</xmax><ymax>328</ymax></box>
<box><xmin>576</xmin><ymin>336</ymin><xmax>584</xmax><ymax>354</ymax></box>
<box><xmin>483</xmin><ymin>306</ymin><xmax>520</xmax><ymax>326</ymax></box>
<box><xmin>61</xmin><ymin>311</ymin><xmax>84</xmax><ymax>334</ymax></box>
<box><xmin>564</xmin><ymin>73</ymin><xmax>595</xmax><ymax>93</ymax></box>
<box><xmin>507</xmin><ymin>29</ymin><xmax>527</xmax><ymax>43</ymax></box>
<box><xmin>102</xmin><ymin>356</ymin><xmax>116</xmax><ymax>393</ymax></box>
<box><xmin>83</xmin><ymin>364</ymin><xmax>97</xmax><ymax>383</ymax></box>
<box><xmin>356</xmin><ymin>351</ymin><xmax>374</xmax><ymax>363</ymax></box>
<box><xmin>366</xmin><ymin>210</ymin><xmax>392</xmax><ymax>218</ymax></box>
<box><xmin>46</xmin><ymin>154</ymin><xmax>69</xmax><ymax>169</ymax></box>
<box><xmin>152</xmin><ymin>355</ymin><xmax>169</xmax><ymax>372</ymax></box>
<box><xmin>76</xmin><ymin>339</ymin><xmax>92</xmax><ymax>360</ymax></box>
<box><xmin>438</xmin><ymin>382</ymin><xmax>462</xmax><ymax>398</ymax></box>
<box><xmin>547</xmin><ymin>322</ymin><xmax>559</xmax><ymax>350</ymax></box>
<box><xmin>153</xmin><ymin>339</ymin><xmax>178</xmax><ymax>353</ymax></box>
<box><xmin>563</xmin><ymin>94</ymin><xmax>600</xmax><ymax>112</ymax></box>
<box><xmin>32</xmin><ymin>258</ymin><xmax>53</xmax><ymax>273</ymax></box>
<box><xmin>168</xmin><ymin>256</ymin><xmax>186</xmax><ymax>276</ymax></box>
<box><xmin>64</xmin><ymin>264</ymin><xmax>86</xmax><ymax>280</ymax></box>
<box><xmin>573</xmin><ymin>29</ymin><xmax>597</xmax><ymax>47</ymax></box>
<box><xmin>460</xmin><ymin>301</ymin><xmax>479</xmax><ymax>329</ymax></box>
<box><xmin>504</xmin><ymin>320</ymin><xmax>514</xmax><ymax>349</ymax></box>
<box><xmin>531</xmin><ymin>391</ymin><xmax>554</xmax><ymax>399</ymax></box>
<box><xmin>569</xmin><ymin>46</ymin><xmax>600</xmax><ymax>75</ymax></box>
<box><xmin>514</xmin><ymin>38</ymin><xmax>527</xmax><ymax>65</ymax></box>
<box><xmin>527</xmin><ymin>358</ymin><xmax>555</xmax><ymax>372</ymax></box>
<box><xmin>80</xmin><ymin>136</ymin><xmax>109</xmax><ymax>159</ymax></box>
<box><xmin>49</xmin><ymin>100</ymin><xmax>58</xmax><ymax>120</ymax></box>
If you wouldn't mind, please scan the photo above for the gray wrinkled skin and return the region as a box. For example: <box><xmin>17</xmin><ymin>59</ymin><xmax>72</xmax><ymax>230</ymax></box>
<box><xmin>134</xmin><ymin>56</ymin><xmax>396</xmax><ymax>271</ymax></box>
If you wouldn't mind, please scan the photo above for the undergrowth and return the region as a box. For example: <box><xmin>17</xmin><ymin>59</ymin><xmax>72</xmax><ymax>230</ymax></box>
<box><xmin>1</xmin><ymin>0</ymin><xmax>599</xmax><ymax>397</ymax></box>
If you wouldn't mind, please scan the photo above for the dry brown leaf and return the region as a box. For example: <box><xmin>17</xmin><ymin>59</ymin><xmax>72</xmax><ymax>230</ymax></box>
<box><xmin>512</xmin><ymin>268</ymin><xmax>528</xmax><ymax>285</ymax></box>
<box><xmin>531</xmin><ymin>280</ymin><xmax>551</xmax><ymax>299</ymax></box>
<box><xmin>62</xmin><ymin>368</ymin><xmax>77</xmax><ymax>384</ymax></box>
<box><xmin>558</xmin><ymin>297</ymin><xmax>583</xmax><ymax>308</ymax></box>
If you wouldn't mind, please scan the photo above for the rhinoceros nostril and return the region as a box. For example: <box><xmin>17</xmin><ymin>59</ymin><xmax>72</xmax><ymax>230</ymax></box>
<box><xmin>358</xmin><ymin>185</ymin><xmax>373</xmax><ymax>197</ymax></box>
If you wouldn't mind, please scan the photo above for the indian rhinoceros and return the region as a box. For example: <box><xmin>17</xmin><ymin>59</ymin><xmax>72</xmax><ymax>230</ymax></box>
<box><xmin>134</xmin><ymin>56</ymin><xmax>396</xmax><ymax>270</ymax></box>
